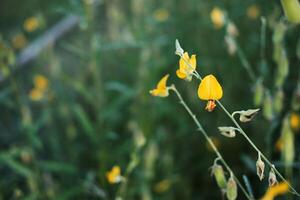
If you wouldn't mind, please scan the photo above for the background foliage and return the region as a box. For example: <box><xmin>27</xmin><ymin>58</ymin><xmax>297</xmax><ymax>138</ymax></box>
<box><xmin>0</xmin><ymin>0</ymin><xmax>300</xmax><ymax>199</ymax></box>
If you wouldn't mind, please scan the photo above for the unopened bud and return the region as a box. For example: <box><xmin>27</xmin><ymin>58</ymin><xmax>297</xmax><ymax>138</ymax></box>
<box><xmin>238</xmin><ymin>109</ymin><xmax>260</xmax><ymax>123</ymax></box>
<box><xmin>226</xmin><ymin>174</ymin><xmax>237</xmax><ymax>200</ymax></box>
<box><xmin>211</xmin><ymin>163</ymin><xmax>227</xmax><ymax>190</ymax></box>
<box><xmin>256</xmin><ymin>153</ymin><xmax>265</xmax><ymax>181</ymax></box>
<box><xmin>268</xmin><ymin>166</ymin><xmax>278</xmax><ymax>187</ymax></box>
<box><xmin>175</xmin><ymin>39</ymin><xmax>184</xmax><ymax>56</ymax></box>
<box><xmin>218</xmin><ymin>127</ymin><xmax>236</xmax><ymax>138</ymax></box>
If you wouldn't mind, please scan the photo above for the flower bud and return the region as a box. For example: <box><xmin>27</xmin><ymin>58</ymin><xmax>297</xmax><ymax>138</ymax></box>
<box><xmin>256</xmin><ymin>153</ymin><xmax>265</xmax><ymax>181</ymax></box>
<box><xmin>218</xmin><ymin>127</ymin><xmax>236</xmax><ymax>138</ymax></box>
<box><xmin>268</xmin><ymin>167</ymin><xmax>278</xmax><ymax>187</ymax></box>
<box><xmin>175</xmin><ymin>39</ymin><xmax>184</xmax><ymax>56</ymax></box>
<box><xmin>226</xmin><ymin>174</ymin><xmax>237</xmax><ymax>200</ymax></box>
<box><xmin>211</xmin><ymin>164</ymin><xmax>227</xmax><ymax>190</ymax></box>
<box><xmin>237</xmin><ymin>109</ymin><xmax>260</xmax><ymax>123</ymax></box>
<box><xmin>280</xmin><ymin>0</ymin><xmax>300</xmax><ymax>24</ymax></box>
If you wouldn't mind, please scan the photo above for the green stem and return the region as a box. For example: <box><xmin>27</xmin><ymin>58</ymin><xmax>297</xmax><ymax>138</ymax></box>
<box><xmin>169</xmin><ymin>85</ymin><xmax>252</xmax><ymax>200</ymax></box>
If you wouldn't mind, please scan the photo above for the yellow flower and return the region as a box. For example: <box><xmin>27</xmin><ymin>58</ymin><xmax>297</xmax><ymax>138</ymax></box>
<box><xmin>210</xmin><ymin>7</ymin><xmax>225</xmax><ymax>29</ymax></box>
<box><xmin>12</xmin><ymin>34</ymin><xmax>27</xmax><ymax>49</ymax></box>
<box><xmin>24</xmin><ymin>17</ymin><xmax>40</xmax><ymax>32</ymax></box>
<box><xmin>153</xmin><ymin>9</ymin><xmax>169</xmax><ymax>22</ymax></box>
<box><xmin>154</xmin><ymin>179</ymin><xmax>171</xmax><ymax>193</ymax></box>
<box><xmin>106</xmin><ymin>165</ymin><xmax>122</xmax><ymax>184</ymax></box>
<box><xmin>29</xmin><ymin>74</ymin><xmax>49</xmax><ymax>101</ymax></box>
<box><xmin>247</xmin><ymin>5</ymin><xmax>260</xmax><ymax>19</ymax></box>
<box><xmin>176</xmin><ymin>52</ymin><xmax>196</xmax><ymax>81</ymax></box>
<box><xmin>260</xmin><ymin>182</ymin><xmax>289</xmax><ymax>200</ymax></box>
<box><xmin>275</xmin><ymin>137</ymin><xmax>283</xmax><ymax>152</ymax></box>
<box><xmin>149</xmin><ymin>74</ymin><xmax>170</xmax><ymax>97</ymax></box>
<box><xmin>34</xmin><ymin>75</ymin><xmax>49</xmax><ymax>91</ymax></box>
<box><xmin>290</xmin><ymin>113</ymin><xmax>300</xmax><ymax>131</ymax></box>
<box><xmin>198</xmin><ymin>74</ymin><xmax>223</xmax><ymax>112</ymax></box>
<box><xmin>29</xmin><ymin>88</ymin><xmax>44</xmax><ymax>101</ymax></box>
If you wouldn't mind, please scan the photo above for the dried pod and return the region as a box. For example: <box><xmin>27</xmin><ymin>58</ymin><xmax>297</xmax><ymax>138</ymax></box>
<box><xmin>211</xmin><ymin>164</ymin><xmax>227</xmax><ymax>190</ymax></box>
<box><xmin>175</xmin><ymin>39</ymin><xmax>184</xmax><ymax>56</ymax></box>
<box><xmin>238</xmin><ymin>109</ymin><xmax>260</xmax><ymax>123</ymax></box>
<box><xmin>218</xmin><ymin>127</ymin><xmax>236</xmax><ymax>138</ymax></box>
<box><xmin>256</xmin><ymin>153</ymin><xmax>265</xmax><ymax>181</ymax></box>
<box><xmin>268</xmin><ymin>167</ymin><xmax>278</xmax><ymax>187</ymax></box>
<box><xmin>226</xmin><ymin>174</ymin><xmax>237</xmax><ymax>200</ymax></box>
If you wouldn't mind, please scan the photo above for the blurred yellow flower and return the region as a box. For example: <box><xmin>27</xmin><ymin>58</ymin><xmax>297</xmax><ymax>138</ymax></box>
<box><xmin>29</xmin><ymin>74</ymin><xmax>49</xmax><ymax>101</ymax></box>
<box><xmin>106</xmin><ymin>165</ymin><xmax>122</xmax><ymax>184</ymax></box>
<box><xmin>247</xmin><ymin>5</ymin><xmax>260</xmax><ymax>19</ymax></box>
<box><xmin>34</xmin><ymin>75</ymin><xmax>49</xmax><ymax>91</ymax></box>
<box><xmin>290</xmin><ymin>113</ymin><xmax>300</xmax><ymax>131</ymax></box>
<box><xmin>12</xmin><ymin>34</ymin><xmax>27</xmax><ymax>49</ymax></box>
<box><xmin>198</xmin><ymin>74</ymin><xmax>223</xmax><ymax>112</ymax></box>
<box><xmin>260</xmin><ymin>182</ymin><xmax>289</xmax><ymax>200</ymax></box>
<box><xmin>153</xmin><ymin>9</ymin><xmax>169</xmax><ymax>22</ymax></box>
<box><xmin>176</xmin><ymin>52</ymin><xmax>196</xmax><ymax>81</ymax></box>
<box><xmin>150</xmin><ymin>74</ymin><xmax>170</xmax><ymax>97</ymax></box>
<box><xmin>154</xmin><ymin>179</ymin><xmax>171</xmax><ymax>193</ymax></box>
<box><xmin>24</xmin><ymin>17</ymin><xmax>40</xmax><ymax>32</ymax></box>
<box><xmin>210</xmin><ymin>7</ymin><xmax>225</xmax><ymax>29</ymax></box>
<box><xmin>206</xmin><ymin>137</ymin><xmax>220</xmax><ymax>152</ymax></box>
<box><xmin>275</xmin><ymin>137</ymin><xmax>283</xmax><ymax>152</ymax></box>
<box><xmin>29</xmin><ymin>88</ymin><xmax>44</xmax><ymax>101</ymax></box>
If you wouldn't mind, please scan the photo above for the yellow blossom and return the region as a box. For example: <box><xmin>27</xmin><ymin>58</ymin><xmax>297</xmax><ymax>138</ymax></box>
<box><xmin>247</xmin><ymin>5</ymin><xmax>260</xmax><ymax>19</ymax></box>
<box><xmin>154</xmin><ymin>179</ymin><xmax>171</xmax><ymax>193</ymax></box>
<box><xmin>24</xmin><ymin>17</ymin><xmax>40</xmax><ymax>32</ymax></box>
<box><xmin>34</xmin><ymin>75</ymin><xmax>49</xmax><ymax>91</ymax></box>
<box><xmin>176</xmin><ymin>52</ymin><xmax>196</xmax><ymax>81</ymax></box>
<box><xmin>260</xmin><ymin>182</ymin><xmax>289</xmax><ymax>200</ymax></box>
<box><xmin>12</xmin><ymin>34</ymin><xmax>27</xmax><ymax>49</ymax></box>
<box><xmin>210</xmin><ymin>7</ymin><xmax>225</xmax><ymax>29</ymax></box>
<box><xmin>149</xmin><ymin>74</ymin><xmax>170</xmax><ymax>97</ymax></box>
<box><xmin>153</xmin><ymin>9</ymin><xmax>169</xmax><ymax>22</ymax></box>
<box><xmin>275</xmin><ymin>137</ymin><xmax>283</xmax><ymax>152</ymax></box>
<box><xmin>29</xmin><ymin>88</ymin><xmax>44</xmax><ymax>101</ymax></box>
<box><xmin>106</xmin><ymin>165</ymin><xmax>122</xmax><ymax>184</ymax></box>
<box><xmin>290</xmin><ymin>113</ymin><xmax>300</xmax><ymax>131</ymax></box>
<box><xmin>198</xmin><ymin>74</ymin><xmax>223</xmax><ymax>112</ymax></box>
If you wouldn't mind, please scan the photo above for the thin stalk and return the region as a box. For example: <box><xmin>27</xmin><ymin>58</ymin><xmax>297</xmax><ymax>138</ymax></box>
<box><xmin>179</xmin><ymin>55</ymin><xmax>300</xmax><ymax>196</ymax></box>
<box><xmin>169</xmin><ymin>85</ymin><xmax>252</xmax><ymax>200</ymax></box>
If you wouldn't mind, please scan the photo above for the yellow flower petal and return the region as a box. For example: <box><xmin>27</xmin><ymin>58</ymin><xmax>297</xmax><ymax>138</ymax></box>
<box><xmin>106</xmin><ymin>165</ymin><xmax>121</xmax><ymax>184</ymax></box>
<box><xmin>149</xmin><ymin>74</ymin><xmax>170</xmax><ymax>97</ymax></box>
<box><xmin>29</xmin><ymin>88</ymin><xmax>43</xmax><ymax>101</ymax></box>
<box><xmin>290</xmin><ymin>113</ymin><xmax>300</xmax><ymax>131</ymax></box>
<box><xmin>177</xmin><ymin>52</ymin><xmax>196</xmax><ymax>81</ymax></box>
<box><xmin>198</xmin><ymin>74</ymin><xmax>223</xmax><ymax>100</ymax></box>
<box><xmin>260</xmin><ymin>182</ymin><xmax>289</xmax><ymax>200</ymax></box>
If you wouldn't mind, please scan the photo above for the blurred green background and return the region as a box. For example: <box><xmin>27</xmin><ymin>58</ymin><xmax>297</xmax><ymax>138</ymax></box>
<box><xmin>0</xmin><ymin>0</ymin><xmax>300</xmax><ymax>199</ymax></box>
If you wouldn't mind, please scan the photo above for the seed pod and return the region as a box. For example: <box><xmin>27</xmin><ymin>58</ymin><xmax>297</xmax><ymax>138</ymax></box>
<box><xmin>226</xmin><ymin>174</ymin><xmax>237</xmax><ymax>200</ymax></box>
<box><xmin>273</xmin><ymin>89</ymin><xmax>284</xmax><ymax>114</ymax></box>
<box><xmin>218</xmin><ymin>127</ymin><xmax>236</xmax><ymax>138</ymax></box>
<box><xmin>253</xmin><ymin>79</ymin><xmax>264</xmax><ymax>106</ymax></box>
<box><xmin>238</xmin><ymin>109</ymin><xmax>260</xmax><ymax>123</ymax></box>
<box><xmin>280</xmin><ymin>0</ymin><xmax>300</xmax><ymax>24</ymax></box>
<box><xmin>256</xmin><ymin>153</ymin><xmax>265</xmax><ymax>181</ymax></box>
<box><xmin>268</xmin><ymin>167</ymin><xmax>278</xmax><ymax>187</ymax></box>
<box><xmin>263</xmin><ymin>91</ymin><xmax>273</xmax><ymax>121</ymax></box>
<box><xmin>211</xmin><ymin>164</ymin><xmax>227</xmax><ymax>190</ymax></box>
<box><xmin>281</xmin><ymin>115</ymin><xmax>295</xmax><ymax>168</ymax></box>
